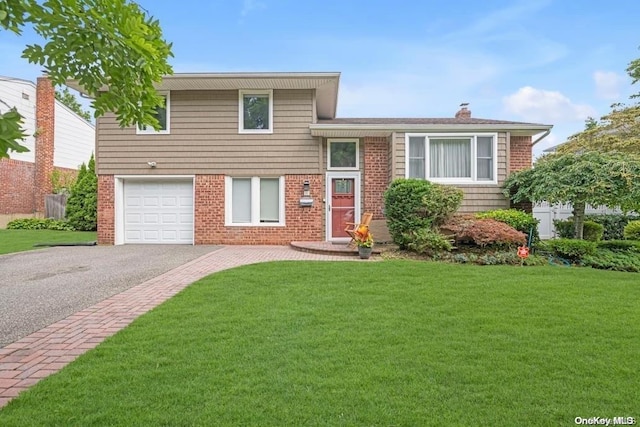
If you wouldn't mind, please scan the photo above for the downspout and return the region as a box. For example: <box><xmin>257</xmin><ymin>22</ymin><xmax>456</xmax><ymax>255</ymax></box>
<box><xmin>531</xmin><ymin>129</ymin><xmax>551</xmax><ymax>146</ymax></box>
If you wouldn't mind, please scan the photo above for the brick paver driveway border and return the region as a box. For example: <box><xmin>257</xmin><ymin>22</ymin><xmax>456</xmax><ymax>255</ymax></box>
<box><xmin>0</xmin><ymin>246</ymin><xmax>364</xmax><ymax>408</ymax></box>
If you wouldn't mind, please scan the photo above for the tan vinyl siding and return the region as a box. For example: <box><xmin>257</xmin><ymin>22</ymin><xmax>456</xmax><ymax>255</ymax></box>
<box><xmin>393</xmin><ymin>131</ymin><xmax>510</xmax><ymax>213</ymax></box>
<box><xmin>96</xmin><ymin>89</ymin><xmax>318</xmax><ymax>175</ymax></box>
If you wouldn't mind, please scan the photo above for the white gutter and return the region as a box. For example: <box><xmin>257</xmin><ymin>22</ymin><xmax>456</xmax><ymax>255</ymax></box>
<box><xmin>531</xmin><ymin>129</ymin><xmax>552</xmax><ymax>146</ymax></box>
<box><xmin>310</xmin><ymin>123</ymin><xmax>553</xmax><ymax>135</ymax></box>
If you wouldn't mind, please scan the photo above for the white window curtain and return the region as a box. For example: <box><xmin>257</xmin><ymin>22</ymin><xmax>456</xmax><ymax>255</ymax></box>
<box><xmin>260</xmin><ymin>178</ymin><xmax>280</xmax><ymax>222</ymax></box>
<box><xmin>408</xmin><ymin>136</ymin><xmax>426</xmax><ymax>179</ymax></box>
<box><xmin>429</xmin><ymin>138</ymin><xmax>471</xmax><ymax>178</ymax></box>
<box><xmin>476</xmin><ymin>137</ymin><xmax>493</xmax><ymax>180</ymax></box>
<box><xmin>232</xmin><ymin>178</ymin><xmax>251</xmax><ymax>223</ymax></box>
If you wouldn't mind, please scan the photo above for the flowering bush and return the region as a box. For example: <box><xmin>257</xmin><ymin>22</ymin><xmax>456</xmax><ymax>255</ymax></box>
<box><xmin>354</xmin><ymin>226</ymin><xmax>374</xmax><ymax>248</ymax></box>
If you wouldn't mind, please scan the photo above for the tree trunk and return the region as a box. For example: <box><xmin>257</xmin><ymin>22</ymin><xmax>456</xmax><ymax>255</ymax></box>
<box><xmin>573</xmin><ymin>201</ymin><xmax>586</xmax><ymax>240</ymax></box>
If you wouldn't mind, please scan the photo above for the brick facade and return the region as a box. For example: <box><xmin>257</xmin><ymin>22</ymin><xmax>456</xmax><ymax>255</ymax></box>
<box><xmin>34</xmin><ymin>76</ymin><xmax>56</xmax><ymax>214</ymax></box>
<box><xmin>98</xmin><ymin>174</ymin><xmax>324</xmax><ymax>245</ymax></box>
<box><xmin>97</xmin><ymin>175</ymin><xmax>115</xmax><ymax>244</ymax></box>
<box><xmin>509</xmin><ymin>135</ymin><xmax>532</xmax><ymax>173</ymax></box>
<box><xmin>0</xmin><ymin>159</ymin><xmax>36</xmax><ymax>214</ymax></box>
<box><xmin>0</xmin><ymin>159</ymin><xmax>76</xmax><ymax>218</ymax></box>
<box><xmin>363</xmin><ymin>137</ymin><xmax>389</xmax><ymax>219</ymax></box>
<box><xmin>509</xmin><ymin>135</ymin><xmax>533</xmax><ymax>212</ymax></box>
<box><xmin>194</xmin><ymin>174</ymin><xmax>324</xmax><ymax>245</ymax></box>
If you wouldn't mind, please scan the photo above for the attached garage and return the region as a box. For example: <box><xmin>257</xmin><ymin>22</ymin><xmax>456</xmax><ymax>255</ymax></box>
<box><xmin>121</xmin><ymin>178</ymin><xmax>194</xmax><ymax>244</ymax></box>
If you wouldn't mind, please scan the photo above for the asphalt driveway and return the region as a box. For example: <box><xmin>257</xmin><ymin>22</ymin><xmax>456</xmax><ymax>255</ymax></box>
<box><xmin>0</xmin><ymin>245</ymin><xmax>220</xmax><ymax>347</ymax></box>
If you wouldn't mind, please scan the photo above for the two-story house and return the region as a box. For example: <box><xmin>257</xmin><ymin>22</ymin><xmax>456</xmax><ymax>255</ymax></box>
<box><xmin>70</xmin><ymin>72</ymin><xmax>552</xmax><ymax>245</ymax></box>
<box><xmin>0</xmin><ymin>75</ymin><xmax>95</xmax><ymax>226</ymax></box>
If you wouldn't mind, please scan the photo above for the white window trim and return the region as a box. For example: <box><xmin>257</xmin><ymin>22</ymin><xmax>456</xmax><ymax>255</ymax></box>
<box><xmin>327</xmin><ymin>138</ymin><xmax>359</xmax><ymax>170</ymax></box>
<box><xmin>238</xmin><ymin>89</ymin><xmax>274</xmax><ymax>134</ymax></box>
<box><xmin>405</xmin><ymin>133</ymin><xmax>498</xmax><ymax>185</ymax></box>
<box><xmin>136</xmin><ymin>91</ymin><xmax>170</xmax><ymax>135</ymax></box>
<box><xmin>225</xmin><ymin>176</ymin><xmax>286</xmax><ymax>226</ymax></box>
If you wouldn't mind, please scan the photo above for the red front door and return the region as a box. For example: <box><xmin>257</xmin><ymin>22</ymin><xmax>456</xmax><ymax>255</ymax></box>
<box><xmin>330</xmin><ymin>177</ymin><xmax>355</xmax><ymax>239</ymax></box>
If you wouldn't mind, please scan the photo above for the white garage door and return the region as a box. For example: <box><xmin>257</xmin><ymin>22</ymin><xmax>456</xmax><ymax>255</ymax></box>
<box><xmin>124</xmin><ymin>179</ymin><xmax>194</xmax><ymax>244</ymax></box>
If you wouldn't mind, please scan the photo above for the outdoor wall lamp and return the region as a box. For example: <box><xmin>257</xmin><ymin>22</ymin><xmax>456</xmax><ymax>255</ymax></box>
<box><xmin>299</xmin><ymin>179</ymin><xmax>313</xmax><ymax>207</ymax></box>
<box><xmin>147</xmin><ymin>161</ymin><xmax>157</xmax><ymax>168</ymax></box>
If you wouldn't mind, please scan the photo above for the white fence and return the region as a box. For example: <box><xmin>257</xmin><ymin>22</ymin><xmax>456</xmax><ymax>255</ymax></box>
<box><xmin>533</xmin><ymin>202</ymin><xmax>622</xmax><ymax>239</ymax></box>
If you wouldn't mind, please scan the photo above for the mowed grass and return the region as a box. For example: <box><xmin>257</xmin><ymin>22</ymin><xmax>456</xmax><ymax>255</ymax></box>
<box><xmin>0</xmin><ymin>229</ymin><xmax>97</xmax><ymax>255</ymax></box>
<box><xmin>1</xmin><ymin>261</ymin><xmax>638</xmax><ymax>426</ymax></box>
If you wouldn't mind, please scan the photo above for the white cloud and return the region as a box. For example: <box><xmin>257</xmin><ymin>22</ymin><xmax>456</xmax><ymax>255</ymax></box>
<box><xmin>240</xmin><ymin>0</ymin><xmax>266</xmax><ymax>17</ymax></box>
<box><xmin>503</xmin><ymin>86</ymin><xmax>596</xmax><ymax>123</ymax></box>
<box><xmin>593</xmin><ymin>71</ymin><xmax>626</xmax><ymax>100</ymax></box>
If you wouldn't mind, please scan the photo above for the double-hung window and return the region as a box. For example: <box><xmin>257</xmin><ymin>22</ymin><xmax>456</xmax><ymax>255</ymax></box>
<box><xmin>137</xmin><ymin>92</ymin><xmax>170</xmax><ymax>134</ymax></box>
<box><xmin>225</xmin><ymin>176</ymin><xmax>285</xmax><ymax>226</ymax></box>
<box><xmin>239</xmin><ymin>89</ymin><xmax>273</xmax><ymax>133</ymax></box>
<box><xmin>406</xmin><ymin>133</ymin><xmax>497</xmax><ymax>183</ymax></box>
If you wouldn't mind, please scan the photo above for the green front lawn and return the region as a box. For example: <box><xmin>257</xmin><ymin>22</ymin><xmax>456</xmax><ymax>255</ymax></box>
<box><xmin>0</xmin><ymin>229</ymin><xmax>97</xmax><ymax>255</ymax></box>
<box><xmin>1</xmin><ymin>261</ymin><xmax>638</xmax><ymax>426</ymax></box>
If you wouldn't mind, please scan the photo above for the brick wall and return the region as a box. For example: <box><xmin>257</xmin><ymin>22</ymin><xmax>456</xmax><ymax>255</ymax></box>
<box><xmin>0</xmin><ymin>159</ymin><xmax>75</xmax><ymax>218</ymax></box>
<box><xmin>0</xmin><ymin>159</ymin><xmax>36</xmax><ymax>214</ymax></box>
<box><xmin>509</xmin><ymin>135</ymin><xmax>532</xmax><ymax>173</ymax></box>
<box><xmin>34</xmin><ymin>76</ymin><xmax>56</xmax><ymax>214</ymax></box>
<box><xmin>97</xmin><ymin>175</ymin><xmax>115</xmax><ymax>244</ymax></box>
<box><xmin>363</xmin><ymin>137</ymin><xmax>389</xmax><ymax>219</ymax></box>
<box><xmin>509</xmin><ymin>135</ymin><xmax>533</xmax><ymax>212</ymax></box>
<box><xmin>195</xmin><ymin>174</ymin><xmax>324</xmax><ymax>245</ymax></box>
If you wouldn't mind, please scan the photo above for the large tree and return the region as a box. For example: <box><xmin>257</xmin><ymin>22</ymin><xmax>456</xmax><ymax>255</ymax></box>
<box><xmin>559</xmin><ymin>50</ymin><xmax>640</xmax><ymax>155</ymax></box>
<box><xmin>503</xmin><ymin>151</ymin><xmax>640</xmax><ymax>239</ymax></box>
<box><xmin>0</xmin><ymin>0</ymin><xmax>173</xmax><ymax>158</ymax></box>
<box><xmin>558</xmin><ymin>103</ymin><xmax>640</xmax><ymax>155</ymax></box>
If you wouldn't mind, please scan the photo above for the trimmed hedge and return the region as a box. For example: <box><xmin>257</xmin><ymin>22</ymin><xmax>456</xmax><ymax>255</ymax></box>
<box><xmin>540</xmin><ymin>238</ymin><xmax>597</xmax><ymax>261</ymax></box>
<box><xmin>585</xmin><ymin>213</ymin><xmax>639</xmax><ymax>240</ymax></box>
<box><xmin>623</xmin><ymin>220</ymin><xmax>640</xmax><ymax>241</ymax></box>
<box><xmin>552</xmin><ymin>219</ymin><xmax>604</xmax><ymax>241</ymax></box>
<box><xmin>6</xmin><ymin>218</ymin><xmax>75</xmax><ymax>231</ymax></box>
<box><xmin>384</xmin><ymin>179</ymin><xmax>463</xmax><ymax>249</ymax></box>
<box><xmin>582</xmin><ymin>249</ymin><xmax>640</xmax><ymax>273</ymax></box>
<box><xmin>405</xmin><ymin>229</ymin><xmax>453</xmax><ymax>255</ymax></box>
<box><xmin>597</xmin><ymin>240</ymin><xmax>640</xmax><ymax>252</ymax></box>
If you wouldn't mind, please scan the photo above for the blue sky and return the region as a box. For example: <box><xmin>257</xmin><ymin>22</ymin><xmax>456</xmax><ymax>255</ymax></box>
<box><xmin>2</xmin><ymin>0</ymin><xmax>639</xmax><ymax>155</ymax></box>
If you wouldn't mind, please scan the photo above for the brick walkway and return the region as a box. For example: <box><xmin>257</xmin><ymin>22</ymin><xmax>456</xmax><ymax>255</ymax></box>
<box><xmin>0</xmin><ymin>246</ymin><xmax>362</xmax><ymax>408</ymax></box>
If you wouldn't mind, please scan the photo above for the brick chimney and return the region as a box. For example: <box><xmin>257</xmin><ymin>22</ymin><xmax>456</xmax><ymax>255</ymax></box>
<box><xmin>34</xmin><ymin>75</ymin><xmax>55</xmax><ymax>214</ymax></box>
<box><xmin>455</xmin><ymin>103</ymin><xmax>471</xmax><ymax>119</ymax></box>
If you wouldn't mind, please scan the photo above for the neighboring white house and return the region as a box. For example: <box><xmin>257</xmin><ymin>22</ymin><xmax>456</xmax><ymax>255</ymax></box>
<box><xmin>0</xmin><ymin>75</ymin><xmax>95</xmax><ymax>226</ymax></box>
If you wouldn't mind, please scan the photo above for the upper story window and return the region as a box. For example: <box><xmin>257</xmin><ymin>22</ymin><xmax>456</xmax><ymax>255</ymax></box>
<box><xmin>239</xmin><ymin>89</ymin><xmax>273</xmax><ymax>134</ymax></box>
<box><xmin>137</xmin><ymin>92</ymin><xmax>170</xmax><ymax>134</ymax></box>
<box><xmin>327</xmin><ymin>139</ymin><xmax>359</xmax><ymax>170</ymax></box>
<box><xmin>406</xmin><ymin>133</ymin><xmax>497</xmax><ymax>184</ymax></box>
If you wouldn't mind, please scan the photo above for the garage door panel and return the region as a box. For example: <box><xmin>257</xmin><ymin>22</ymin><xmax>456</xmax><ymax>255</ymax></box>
<box><xmin>124</xmin><ymin>179</ymin><xmax>193</xmax><ymax>244</ymax></box>
<box><xmin>143</xmin><ymin>197</ymin><xmax>159</xmax><ymax>207</ymax></box>
<box><xmin>143</xmin><ymin>213</ymin><xmax>160</xmax><ymax>224</ymax></box>
<box><xmin>161</xmin><ymin>196</ymin><xmax>178</xmax><ymax>207</ymax></box>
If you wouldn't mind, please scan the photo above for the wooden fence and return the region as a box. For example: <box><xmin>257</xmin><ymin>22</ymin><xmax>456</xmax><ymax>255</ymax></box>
<box><xmin>45</xmin><ymin>194</ymin><xmax>68</xmax><ymax>219</ymax></box>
